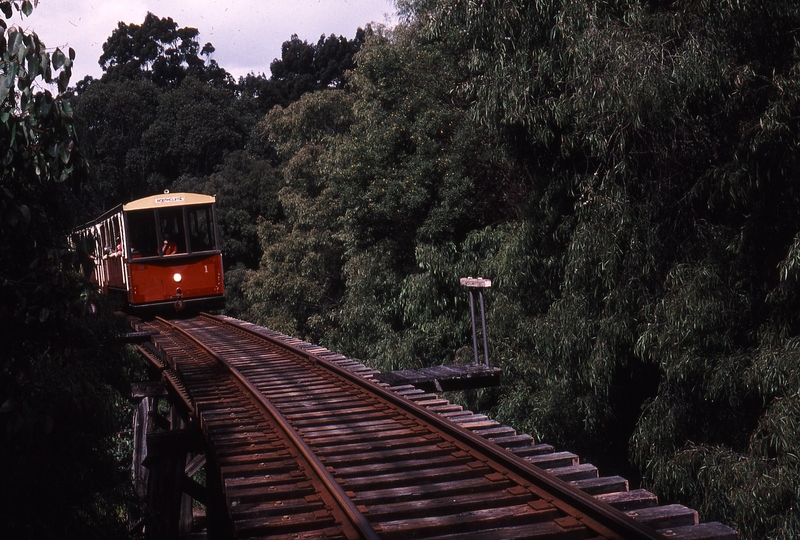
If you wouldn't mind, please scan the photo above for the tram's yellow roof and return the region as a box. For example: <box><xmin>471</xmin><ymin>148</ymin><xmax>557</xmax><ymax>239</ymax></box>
<box><xmin>123</xmin><ymin>192</ymin><xmax>215</xmax><ymax>211</ymax></box>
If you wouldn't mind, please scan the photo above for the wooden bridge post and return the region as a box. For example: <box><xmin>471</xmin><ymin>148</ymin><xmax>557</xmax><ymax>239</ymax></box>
<box><xmin>203</xmin><ymin>452</ymin><xmax>235</xmax><ymax>540</ymax></box>
<box><xmin>133</xmin><ymin>381</ymin><xmax>207</xmax><ymax>539</ymax></box>
<box><xmin>143</xmin><ymin>428</ymin><xmax>203</xmax><ymax>540</ymax></box>
<box><xmin>169</xmin><ymin>403</ymin><xmax>196</xmax><ymax>536</ymax></box>
<box><xmin>132</xmin><ymin>382</ymin><xmax>169</xmax><ymax>498</ymax></box>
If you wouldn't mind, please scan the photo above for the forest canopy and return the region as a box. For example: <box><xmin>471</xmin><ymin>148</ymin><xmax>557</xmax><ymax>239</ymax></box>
<box><xmin>4</xmin><ymin>1</ymin><xmax>800</xmax><ymax>538</ymax></box>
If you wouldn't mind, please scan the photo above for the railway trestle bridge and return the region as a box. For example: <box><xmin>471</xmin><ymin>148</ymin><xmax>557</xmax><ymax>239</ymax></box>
<box><xmin>129</xmin><ymin>313</ymin><xmax>737</xmax><ymax>540</ymax></box>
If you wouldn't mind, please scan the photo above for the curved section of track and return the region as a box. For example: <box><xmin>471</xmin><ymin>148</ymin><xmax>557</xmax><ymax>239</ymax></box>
<box><xmin>140</xmin><ymin>313</ymin><xmax>670</xmax><ymax>540</ymax></box>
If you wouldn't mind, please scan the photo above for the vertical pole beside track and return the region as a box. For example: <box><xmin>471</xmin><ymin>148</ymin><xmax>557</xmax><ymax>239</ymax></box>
<box><xmin>479</xmin><ymin>289</ymin><xmax>490</xmax><ymax>366</ymax></box>
<box><xmin>460</xmin><ymin>277</ymin><xmax>492</xmax><ymax>366</ymax></box>
<box><xmin>468</xmin><ymin>289</ymin><xmax>479</xmax><ymax>364</ymax></box>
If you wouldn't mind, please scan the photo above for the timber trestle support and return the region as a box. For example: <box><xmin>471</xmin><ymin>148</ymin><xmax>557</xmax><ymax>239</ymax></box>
<box><xmin>132</xmin><ymin>342</ymin><xmax>229</xmax><ymax>540</ymax></box>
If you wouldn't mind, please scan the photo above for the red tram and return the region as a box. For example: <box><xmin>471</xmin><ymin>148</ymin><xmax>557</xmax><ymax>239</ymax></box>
<box><xmin>72</xmin><ymin>192</ymin><xmax>225</xmax><ymax>312</ymax></box>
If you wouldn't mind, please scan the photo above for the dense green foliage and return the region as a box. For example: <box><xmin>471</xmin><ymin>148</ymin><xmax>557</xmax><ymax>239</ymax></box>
<box><xmin>1</xmin><ymin>2</ymin><xmax>144</xmax><ymax>538</ymax></box>
<box><xmin>234</xmin><ymin>2</ymin><xmax>800</xmax><ymax>537</ymax></box>
<box><xmin>412</xmin><ymin>2</ymin><xmax>800</xmax><ymax>537</ymax></box>
<box><xmin>11</xmin><ymin>0</ymin><xmax>800</xmax><ymax>537</ymax></box>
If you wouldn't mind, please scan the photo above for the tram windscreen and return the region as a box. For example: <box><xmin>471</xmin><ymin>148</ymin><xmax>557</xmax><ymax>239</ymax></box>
<box><xmin>127</xmin><ymin>209</ymin><xmax>159</xmax><ymax>257</ymax></box>
<box><xmin>159</xmin><ymin>208</ymin><xmax>186</xmax><ymax>254</ymax></box>
<box><xmin>187</xmin><ymin>205</ymin><xmax>216</xmax><ymax>252</ymax></box>
<box><xmin>126</xmin><ymin>204</ymin><xmax>216</xmax><ymax>257</ymax></box>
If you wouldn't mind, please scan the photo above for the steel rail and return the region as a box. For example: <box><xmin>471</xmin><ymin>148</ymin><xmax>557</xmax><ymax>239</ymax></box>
<box><xmin>200</xmin><ymin>312</ymin><xmax>667</xmax><ymax>540</ymax></box>
<box><xmin>155</xmin><ymin>316</ymin><xmax>381</xmax><ymax>540</ymax></box>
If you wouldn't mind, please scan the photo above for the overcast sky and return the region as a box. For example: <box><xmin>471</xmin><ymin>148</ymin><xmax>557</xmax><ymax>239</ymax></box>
<box><xmin>17</xmin><ymin>0</ymin><xmax>398</xmax><ymax>83</ymax></box>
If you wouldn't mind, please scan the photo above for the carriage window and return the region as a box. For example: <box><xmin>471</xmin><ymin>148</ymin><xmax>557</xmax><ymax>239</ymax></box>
<box><xmin>127</xmin><ymin>210</ymin><xmax>159</xmax><ymax>257</ymax></box>
<box><xmin>187</xmin><ymin>205</ymin><xmax>216</xmax><ymax>252</ymax></box>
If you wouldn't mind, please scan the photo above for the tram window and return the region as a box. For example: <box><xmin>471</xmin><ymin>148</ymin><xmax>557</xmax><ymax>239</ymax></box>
<box><xmin>187</xmin><ymin>205</ymin><xmax>215</xmax><ymax>252</ymax></box>
<box><xmin>127</xmin><ymin>209</ymin><xmax>159</xmax><ymax>257</ymax></box>
<box><xmin>91</xmin><ymin>228</ymin><xmax>101</xmax><ymax>258</ymax></box>
<box><xmin>110</xmin><ymin>215</ymin><xmax>123</xmax><ymax>255</ymax></box>
<box><xmin>99</xmin><ymin>222</ymin><xmax>111</xmax><ymax>256</ymax></box>
<box><xmin>159</xmin><ymin>208</ymin><xmax>186</xmax><ymax>255</ymax></box>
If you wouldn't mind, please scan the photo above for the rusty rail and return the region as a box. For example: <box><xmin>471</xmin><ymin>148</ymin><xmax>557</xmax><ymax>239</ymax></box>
<box><xmin>134</xmin><ymin>312</ymin><xmax>676</xmax><ymax>540</ymax></box>
<box><xmin>159</xmin><ymin>314</ymin><xmax>378</xmax><ymax>540</ymax></box>
<box><xmin>201</xmin><ymin>312</ymin><xmax>666</xmax><ymax>540</ymax></box>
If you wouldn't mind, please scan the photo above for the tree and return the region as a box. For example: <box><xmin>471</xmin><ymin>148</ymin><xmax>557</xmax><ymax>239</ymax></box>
<box><xmin>322</xmin><ymin>24</ymin><xmax>523</xmax><ymax>370</ymax></box>
<box><xmin>1</xmin><ymin>2</ymin><xmax>141</xmax><ymax>537</ymax></box>
<box><xmin>140</xmin><ymin>75</ymin><xmax>256</xmax><ymax>185</ymax></box>
<box><xmin>242</xmin><ymin>90</ymin><xmax>355</xmax><ymax>340</ymax></box>
<box><xmin>239</xmin><ymin>30</ymin><xmax>366</xmax><ymax>113</ymax></box>
<box><xmin>73</xmin><ymin>14</ymin><xmax>249</xmax><ymax>212</ymax></box>
<box><xmin>71</xmin><ymin>78</ymin><xmax>161</xmax><ymax>214</ymax></box>
<box><xmin>315</xmin><ymin>30</ymin><xmax>365</xmax><ymax>88</ymax></box>
<box><xmin>99</xmin><ymin>12</ymin><xmax>232</xmax><ymax>89</ymax></box>
<box><xmin>1</xmin><ymin>0</ymin><xmax>83</xmax><ymax>325</ymax></box>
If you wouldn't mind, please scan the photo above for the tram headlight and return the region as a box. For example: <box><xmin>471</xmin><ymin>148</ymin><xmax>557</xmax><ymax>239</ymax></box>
<box><xmin>173</xmin><ymin>273</ymin><xmax>182</xmax><ymax>283</ymax></box>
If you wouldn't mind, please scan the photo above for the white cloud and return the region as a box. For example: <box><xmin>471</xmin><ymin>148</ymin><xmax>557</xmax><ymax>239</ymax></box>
<box><xmin>20</xmin><ymin>0</ymin><xmax>396</xmax><ymax>82</ymax></box>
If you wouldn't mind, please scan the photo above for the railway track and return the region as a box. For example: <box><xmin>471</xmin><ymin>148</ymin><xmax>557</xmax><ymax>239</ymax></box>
<box><xmin>133</xmin><ymin>313</ymin><xmax>736</xmax><ymax>539</ymax></box>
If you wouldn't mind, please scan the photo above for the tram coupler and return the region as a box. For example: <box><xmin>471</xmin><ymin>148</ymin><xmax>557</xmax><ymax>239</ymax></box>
<box><xmin>172</xmin><ymin>288</ymin><xmax>185</xmax><ymax>311</ymax></box>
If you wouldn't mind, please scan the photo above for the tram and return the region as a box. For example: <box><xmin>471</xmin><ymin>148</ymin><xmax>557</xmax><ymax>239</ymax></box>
<box><xmin>72</xmin><ymin>192</ymin><xmax>225</xmax><ymax>312</ymax></box>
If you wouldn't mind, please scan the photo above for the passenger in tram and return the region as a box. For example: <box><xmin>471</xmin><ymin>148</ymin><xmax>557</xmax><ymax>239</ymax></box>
<box><xmin>161</xmin><ymin>233</ymin><xmax>178</xmax><ymax>256</ymax></box>
<box><xmin>111</xmin><ymin>237</ymin><xmax>123</xmax><ymax>257</ymax></box>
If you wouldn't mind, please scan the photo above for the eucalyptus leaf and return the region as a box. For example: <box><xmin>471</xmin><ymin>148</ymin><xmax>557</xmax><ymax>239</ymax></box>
<box><xmin>16</xmin><ymin>42</ymin><xmax>27</xmax><ymax>63</ymax></box>
<box><xmin>16</xmin><ymin>73</ymin><xmax>29</xmax><ymax>91</ymax></box>
<box><xmin>58</xmin><ymin>142</ymin><xmax>69</xmax><ymax>164</ymax></box>
<box><xmin>27</xmin><ymin>51</ymin><xmax>39</xmax><ymax>76</ymax></box>
<box><xmin>51</xmin><ymin>47</ymin><xmax>63</xmax><ymax>69</ymax></box>
<box><xmin>7</xmin><ymin>29</ymin><xmax>19</xmax><ymax>55</ymax></box>
<box><xmin>57</xmin><ymin>69</ymin><xmax>69</xmax><ymax>93</ymax></box>
<box><xmin>37</xmin><ymin>95</ymin><xmax>51</xmax><ymax>116</ymax></box>
<box><xmin>5</xmin><ymin>60</ymin><xmax>18</xmax><ymax>84</ymax></box>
